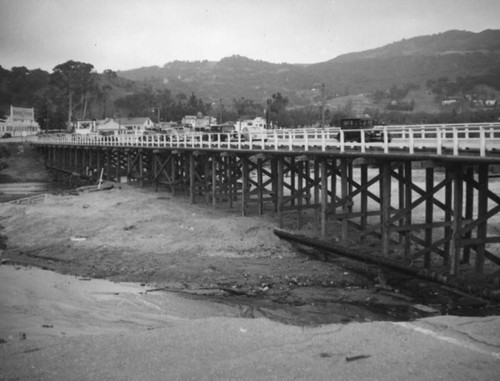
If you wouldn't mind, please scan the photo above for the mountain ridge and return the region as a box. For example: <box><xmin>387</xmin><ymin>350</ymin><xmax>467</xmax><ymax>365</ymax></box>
<box><xmin>117</xmin><ymin>29</ymin><xmax>500</xmax><ymax>107</ymax></box>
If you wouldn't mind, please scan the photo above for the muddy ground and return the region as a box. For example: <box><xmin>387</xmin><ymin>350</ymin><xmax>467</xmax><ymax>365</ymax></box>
<box><xmin>1</xmin><ymin>142</ymin><xmax>499</xmax><ymax>326</ymax></box>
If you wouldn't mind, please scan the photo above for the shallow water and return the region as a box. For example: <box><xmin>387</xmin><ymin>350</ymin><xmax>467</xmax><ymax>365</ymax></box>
<box><xmin>0</xmin><ymin>180</ymin><xmax>69</xmax><ymax>202</ymax></box>
<box><xmin>0</xmin><ymin>182</ymin><xmax>64</xmax><ymax>195</ymax></box>
<box><xmin>0</xmin><ymin>265</ymin><xmax>241</xmax><ymax>342</ymax></box>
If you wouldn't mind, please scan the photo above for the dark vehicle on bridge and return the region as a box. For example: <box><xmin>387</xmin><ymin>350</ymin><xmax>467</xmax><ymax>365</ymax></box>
<box><xmin>336</xmin><ymin>117</ymin><xmax>390</xmax><ymax>143</ymax></box>
<box><xmin>202</xmin><ymin>124</ymin><xmax>236</xmax><ymax>142</ymax></box>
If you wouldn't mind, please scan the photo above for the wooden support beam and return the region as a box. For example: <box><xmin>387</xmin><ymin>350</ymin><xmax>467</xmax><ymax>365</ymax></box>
<box><xmin>443</xmin><ymin>167</ymin><xmax>452</xmax><ymax>267</ymax></box>
<box><xmin>271</xmin><ymin>158</ymin><xmax>278</xmax><ymax>212</ymax></box>
<box><xmin>297</xmin><ymin>160</ymin><xmax>304</xmax><ymax>229</ymax></box>
<box><xmin>381</xmin><ymin>162</ymin><xmax>392</xmax><ymax>256</ymax></box>
<box><xmin>340</xmin><ymin>158</ymin><xmax>349</xmax><ymax>240</ymax></box>
<box><xmin>450</xmin><ymin>165</ymin><xmax>463</xmax><ymax>276</ymax></box>
<box><xmin>139</xmin><ymin>150</ymin><xmax>144</xmax><ymax>188</ymax></box>
<box><xmin>278</xmin><ymin>157</ymin><xmax>284</xmax><ymax>228</ymax></box>
<box><xmin>212</xmin><ymin>155</ymin><xmax>217</xmax><ymax>208</ymax></box>
<box><xmin>404</xmin><ymin>161</ymin><xmax>412</xmax><ymax>259</ymax></box>
<box><xmin>106</xmin><ymin>150</ymin><xmax>111</xmax><ymax>181</ymax></box>
<box><xmin>189</xmin><ymin>153</ymin><xmax>195</xmax><ymax>204</ymax></box>
<box><xmin>115</xmin><ymin>150</ymin><xmax>120</xmax><ymax>183</ymax></box>
<box><xmin>204</xmin><ymin>158</ymin><xmax>210</xmax><ymax>204</ymax></box>
<box><xmin>398</xmin><ymin>164</ymin><xmax>405</xmax><ymax>244</ymax></box>
<box><xmin>241</xmin><ymin>156</ymin><xmax>249</xmax><ymax>216</ymax></box>
<box><xmin>424</xmin><ymin>167</ymin><xmax>434</xmax><ymax>269</ymax></box>
<box><xmin>360</xmin><ymin>163</ymin><xmax>368</xmax><ymax>243</ymax></box>
<box><xmin>314</xmin><ymin>159</ymin><xmax>320</xmax><ymax>219</ymax></box>
<box><xmin>330</xmin><ymin>159</ymin><xmax>337</xmax><ymax>207</ymax></box>
<box><xmin>257</xmin><ymin>157</ymin><xmax>264</xmax><ymax>215</ymax></box>
<box><xmin>463</xmin><ymin>167</ymin><xmax>474</xmax><ymax>264</ymax></box>
<box><xmin>321</xmin><ymin>158</ymin><xmax>328</xmax><ymax>238</ymax></box>
<box><xmin>475</xmin><ymin>164</ymin><xmax>488</xmax><ymax>274</ymax></box>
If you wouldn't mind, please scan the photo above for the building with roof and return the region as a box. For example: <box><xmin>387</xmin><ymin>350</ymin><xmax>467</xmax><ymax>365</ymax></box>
<box><xmin>0</xmin><ymin>105</ymin><xmax>40</xmax><ymax>137</ymax></box>
<box><xmin>93</xmin><ymin>117</ymin><xmax>154</xmax><ymax>136</ymax></box>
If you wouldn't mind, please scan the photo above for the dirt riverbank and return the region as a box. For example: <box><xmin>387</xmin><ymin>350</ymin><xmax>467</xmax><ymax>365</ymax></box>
<box><xmin>1</xmin><ymin>182</ymin><xmax>499</xmax><ymax>325</ymax></box>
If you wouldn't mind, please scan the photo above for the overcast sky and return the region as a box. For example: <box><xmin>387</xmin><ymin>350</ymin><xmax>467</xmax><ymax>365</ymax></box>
<box><xmin>1</xmin><ymin>0</ymin><xmax>499</xmax><ymax>73</ymax></box>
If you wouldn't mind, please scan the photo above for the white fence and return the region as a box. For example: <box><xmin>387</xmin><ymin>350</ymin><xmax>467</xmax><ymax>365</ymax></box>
<box><xmin>33</xmin><ymin>123</ymin><xmax>500</xmax><ymax>158</ymax></box>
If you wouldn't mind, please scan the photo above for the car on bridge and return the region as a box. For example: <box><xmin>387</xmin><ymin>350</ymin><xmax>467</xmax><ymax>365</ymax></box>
<box><xmin>202</xmin><ymin>124</ymin><xmax>237</xmax><ymax>142</ymax></box>
<box><xmin>336</xmin><ymin>117</ymin><xmax>391</xmax><ymax>143</ymax></box>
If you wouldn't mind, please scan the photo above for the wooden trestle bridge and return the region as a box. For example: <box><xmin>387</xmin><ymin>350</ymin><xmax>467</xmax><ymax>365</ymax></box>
<box><xmin>33</xmin><ymin>123</ymin><xmax>500</xmax><ymax>290</ymax></box>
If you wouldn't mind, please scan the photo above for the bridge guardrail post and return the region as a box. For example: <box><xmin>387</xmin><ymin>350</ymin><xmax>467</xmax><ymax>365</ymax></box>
<box><xmin>383</xmin><ymin>128</ymin><xmax>389</xmax><ymax>154</ymax></box>
<box><xmin>360</xmin><ymin>130</ymin><xmax>366</xmax><ymax>153</ymax></box>
<box><xmin>409</xmin><ymin>129</ymin><xmax>414</xmax><ymax>154</ymax></box>
<box><xmin>480</xmin><ymin>127</ymin><xmax>486</xmax><ymax>157</ymax></box>
<box><xmin>453</xmin><ymin>127</ymin><xmax>459</xmax><ymax>155</ymax></box>
<box><xmin>339</xmin><ymin>130</ymin><xmax>345</xmax><ymax>153</ymax></box>
<box><xmin>437</xmin><ymin>128</ymin><xmax>442</xmax><ymax>155</ymax></box>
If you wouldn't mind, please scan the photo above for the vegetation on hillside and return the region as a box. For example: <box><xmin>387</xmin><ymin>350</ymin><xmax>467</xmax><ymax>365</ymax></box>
<box><xmin>1</xmin><ymin>30</ymin><xmax>500</xmax><ymax>128</ymax></box>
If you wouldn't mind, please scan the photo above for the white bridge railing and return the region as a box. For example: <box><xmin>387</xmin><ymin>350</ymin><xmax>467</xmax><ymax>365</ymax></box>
<box><xmin>34</xmin><ymin>122</ymin><xmax>500</xmax><ymax>158</ymax></box>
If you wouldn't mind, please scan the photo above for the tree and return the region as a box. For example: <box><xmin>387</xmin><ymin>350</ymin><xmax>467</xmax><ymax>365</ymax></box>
<box><xmin>266</xmin><ymin>92</ymin><xmax>289</xmax><ymax>127</ymax></box>
<box><xmin>51</xmin><ymin>60</ymin><xmax>97</xmax><ymax>131</ymax></box>
<box><xmin>232</xmin><ymin>97</ymin><xmax>263</xmax><ymax>119</ymax></box>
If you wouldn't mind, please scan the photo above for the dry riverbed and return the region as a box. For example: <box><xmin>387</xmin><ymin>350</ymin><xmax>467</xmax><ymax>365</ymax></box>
<box><xmin>1</xmin><ymin>182</ymin><xmax>499</xmax><ymax>327</ymax></box>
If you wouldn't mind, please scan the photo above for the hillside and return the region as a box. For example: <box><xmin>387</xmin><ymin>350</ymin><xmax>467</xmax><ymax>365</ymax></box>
<box><xmin>117</xmin><ymin>30</ymin><xmax>500</xmax><ymax>110</ymax></box>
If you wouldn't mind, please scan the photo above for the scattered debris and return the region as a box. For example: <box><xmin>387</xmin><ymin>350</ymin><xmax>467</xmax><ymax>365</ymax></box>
<box><xmin>346</xmin><ymin>354</ymin><xmax>371</xmax><ymax>362</ymax></box>
<box><xmin>70</xmin><ymin>235</ymin><xmax>88</xmax><ymax>242</ymax></box>
<box><xmin>76</xmin><ymin>182</ymin><xmax>114</xmax><ymax>193</ymax></box>
<box><xmin>9</xmin><ymin>194</ymin><xmax>46</xmax><ymax>205</ymax></box>
<box><xmin>411</xmin><ymin>304</ymin><xmax>441</xmax><ymax>315</ymax></box>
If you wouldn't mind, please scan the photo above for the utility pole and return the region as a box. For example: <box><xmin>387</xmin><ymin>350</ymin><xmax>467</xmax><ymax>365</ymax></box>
<box><xmin>219</xmin><ymin>99</ymin><xmax>222</xmax><ymax>124</ymax></box>
<box><xmin>67</xmin><ymin>91</ymin><xmax>73</xmax><ymax>132</ymax></box>
<box><xmin>321</xmin><ymin>83</ymin><xmax>326</xmax><ymax>129</ymax></box>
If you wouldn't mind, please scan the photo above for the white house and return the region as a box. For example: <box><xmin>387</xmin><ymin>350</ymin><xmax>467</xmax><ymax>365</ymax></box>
<box><xmin>0</xmin><ymin>105</ymin><xmax>40</xmax><ymax>137</ymax></box>
<box><xmin>95</xmin><ymin>117</ymin><xmax>154</xmax><ymax>136</ymax></box>
<box><xmin>115</xmin><ymin>117</ymin><xmax>154</xmax><ymax>134</ymax></box>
